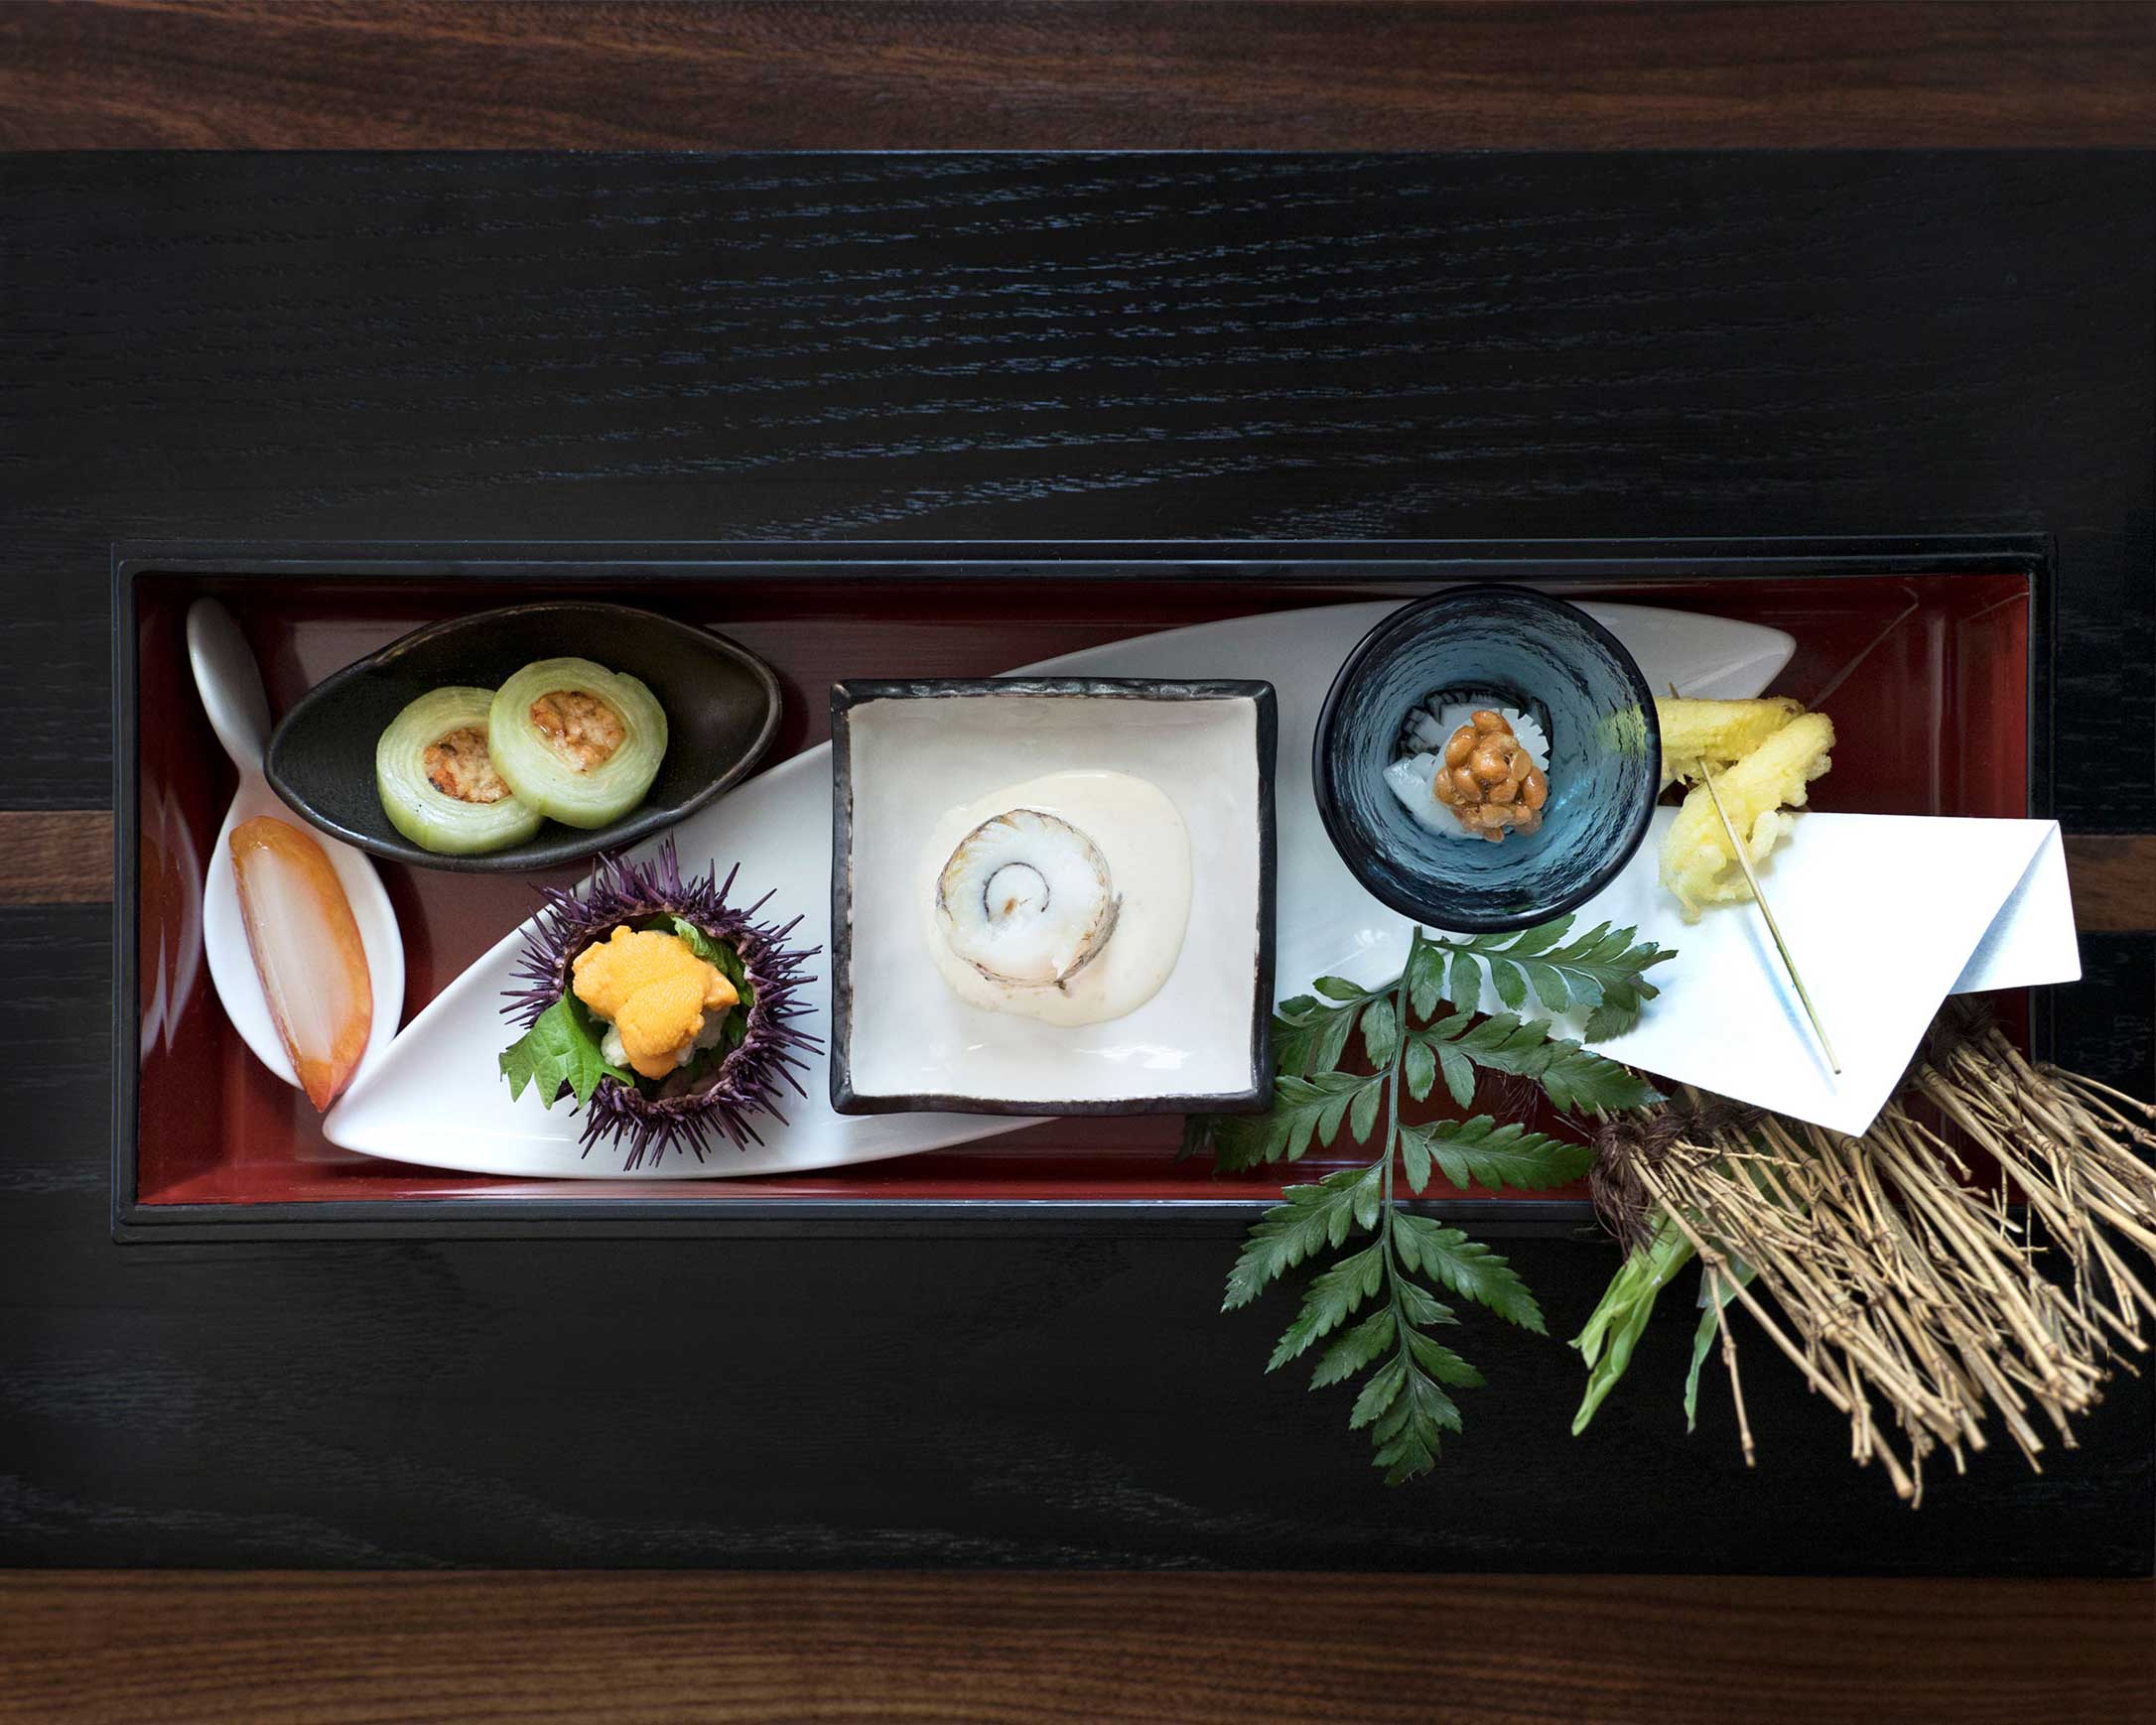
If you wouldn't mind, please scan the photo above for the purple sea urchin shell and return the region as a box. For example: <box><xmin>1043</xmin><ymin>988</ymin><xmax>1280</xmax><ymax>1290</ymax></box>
<box><xmin>505</xmin><ymin>839</ymin><xmax>822</xmax><ymax>1170</ymax></box>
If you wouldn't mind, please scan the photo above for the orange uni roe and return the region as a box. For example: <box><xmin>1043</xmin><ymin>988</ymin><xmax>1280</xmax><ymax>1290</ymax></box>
<box><xmin>228</xmin><ymin>816</ymin><xmax>373</xmax><ymax>1111</ymax></box>
<box><xmin>571</xmin><ymin>926</ymin><xmax>738</xmax><ymax>1080</ymax></box>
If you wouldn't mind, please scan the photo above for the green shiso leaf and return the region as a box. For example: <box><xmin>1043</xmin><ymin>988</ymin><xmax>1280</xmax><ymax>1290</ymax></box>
<box><xmin>499</xmin><ymin>995</ymin><xmax>634</xmax><ymax>1109</ymax></box>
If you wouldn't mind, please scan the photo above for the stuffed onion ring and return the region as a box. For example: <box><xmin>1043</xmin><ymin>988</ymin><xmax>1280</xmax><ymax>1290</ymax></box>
<box><xmin>488</xmin><ymin>658</ymin><xmax>667</xmax><ymax>829</ymax></box>
<box><xmin>375</xmin><ymin>686</ymin><xmax>545</xmax><ymax>856</ymax></box>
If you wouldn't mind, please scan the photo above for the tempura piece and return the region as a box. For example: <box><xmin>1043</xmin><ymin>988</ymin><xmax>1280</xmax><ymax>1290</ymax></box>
<box><xmin>1658</xmin><ymin>712</ymin><xmax>1835</xmax><ymax>921</ymax></box>
<box><xmin>229</xmin><ymin>816</ymin><xmax>373</xmax><ymax>1110</ymax></box>
<box><xmin>1655</xmin><ymin>696</ymin><xmax>1804</xmax><ymax>790</ymax></box>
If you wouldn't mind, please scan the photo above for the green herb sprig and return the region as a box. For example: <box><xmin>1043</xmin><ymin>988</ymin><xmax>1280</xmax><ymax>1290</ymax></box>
<box><xmin>1187</xmin><ymin>916</ymin><xmax>1672</xmax><ymax>1483</ymax></box>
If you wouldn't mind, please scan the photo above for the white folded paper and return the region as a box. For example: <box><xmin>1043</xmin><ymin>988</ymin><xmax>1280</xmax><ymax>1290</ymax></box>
<box><xmin>1450</xmin><ymin>812</ymin><xmax>2079</xmax><ymax>1137</ymax></box>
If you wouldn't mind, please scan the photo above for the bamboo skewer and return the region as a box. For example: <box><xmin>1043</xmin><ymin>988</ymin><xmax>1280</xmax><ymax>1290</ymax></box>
<box><xmin>1667</xmin><ymin>683</ymin><xmax>1840</xmax><ymax>1074</ymax></box>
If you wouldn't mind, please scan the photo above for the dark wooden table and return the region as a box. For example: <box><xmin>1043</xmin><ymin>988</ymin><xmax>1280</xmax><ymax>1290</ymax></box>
<box><xmin>4</xmin><ymin>5</ymin><xmax>2154</xmax><ymax>1721</ymax></box>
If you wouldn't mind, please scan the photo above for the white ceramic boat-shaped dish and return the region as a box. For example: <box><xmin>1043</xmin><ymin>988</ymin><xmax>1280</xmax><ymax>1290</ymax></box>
<box><xmin>324</xmin><ymin>599</ymin><xmax>1793</xmax><ymax>1178</ymax></box>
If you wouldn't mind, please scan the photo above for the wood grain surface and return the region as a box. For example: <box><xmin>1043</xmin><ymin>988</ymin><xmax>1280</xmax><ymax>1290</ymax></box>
<box><xmin>2</xmin><ymin>0</ymin><xmax>2154</xmax><ymax>150</ymax></box>
<box><xmin>0</xmin><ymin>813</ymin><xmax>112</xmax><ymax>905</ymax></box>
<box><xmin>5</xmin><ymin>149</ymin><xmax>2153</xmax><ymax>1567</ymax></box>
<box><xmin>2064</xmin><ymin>836</ymin><xmax>2156</xmax><ymax>934</ymax></box>
<box><xmin>3</xmin><ymin>1571</ymin><xmax>2153</xmax><ymax>1725</ymax></box>
<box><xmin>3</xmin><ymin>6</ymin><xmax>2155</xmax><ymax>1722</ymax></box>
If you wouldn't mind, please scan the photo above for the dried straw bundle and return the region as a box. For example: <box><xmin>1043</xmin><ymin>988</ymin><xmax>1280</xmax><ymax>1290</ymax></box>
<box><xmin>1577</xmin><ymin>1007</ymin><xmax>2156</xmax><ymax>1504</ymax></box>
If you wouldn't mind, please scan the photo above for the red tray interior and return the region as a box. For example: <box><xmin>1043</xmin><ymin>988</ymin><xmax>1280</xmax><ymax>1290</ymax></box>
<box><xmin>131</xmin><ymin>570</ymin><xmax>2031</xmax><ymax>1208</ymax></box>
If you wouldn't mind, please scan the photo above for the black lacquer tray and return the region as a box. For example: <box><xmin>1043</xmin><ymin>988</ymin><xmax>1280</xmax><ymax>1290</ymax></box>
<box><xmin>114</xmin><ymin>535</ymin><xmax>2051</xmax><ymax>1241</ymax></box>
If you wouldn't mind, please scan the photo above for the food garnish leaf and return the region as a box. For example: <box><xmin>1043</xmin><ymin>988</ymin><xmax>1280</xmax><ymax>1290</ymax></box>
<box><xmin>1569</xmin><ymin>1211</ymin><xmax>1695</xmax><ymax>1436</ymax></box>
<box><xmin>1414</xmin><ymin>1013</ymin><xmax>1663</xmax><ymax>1115</ymax></box>
<box><xmin>1402</xmin><ymin>1037</ymin><xmax>1437</xmax><ymax>1106</ymax></box>
<box><xmin>1360</xmin><ymin>997</ymin><xmax>1401</xmax><ymax>1068</ymax></box>
<box><xmin>1348</xmin><ymin>1356</ymin><xmax>1407</xmax><ymax>1430</ymax></box>
<box><xmin>1186</xmin><ymin>916</ymin><xmax>1677</xmax><ymax>1484</ymax></box>
<box><xmin>1392</xmin><ymin>1214</ymin><xmax>1547</xmax><ymax>1335</ymax></box>
<box><xmin>1411</xmin><ymin>915</ymin><xmax>1677</xmax><ymax>1041</ymax></box>
<box><xmin>1405</xmin><ymin>937</ymin><xmax>1444</xmax><ymax>1021</ymax></box>
<box><xmin>498</xmin><ymin>995</ymin><xmax>634</xmax><ymax>1109</ymax></box>
<box><xmin>1268</xmin><ymin>1244</ymin><xmax>1386</xmax><ymax>1371</ymax></box>
<box><xmin>1203</xmin><ymin>1071</ymin><xmax>1383</xmax><ymax>1172</ymax></box>
<box><xmin>1311</xmin><ymin>1307</ymin><xmax>1400</xmax><ymax>1389</ymax></box>
<box><xmin>1408</xmin><ymin>1116</ymin><xmax>1594</xmax><ymax>1194</ymax></box>
<box><xmin>1684</xmin><ymin>1263</ymin><xmax>1755</xmax><ymax>1433</ymax></box>
<box><xmin>1223</xmin><ymin>1165</ymin><xmax>1385</xmax><ymax>1308</ymax></box>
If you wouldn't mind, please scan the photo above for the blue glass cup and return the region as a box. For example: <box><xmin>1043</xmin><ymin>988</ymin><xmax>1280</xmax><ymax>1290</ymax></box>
<box><xmin>1313</xmin><ymin>587</ymin><xmax>1662</xmax><ymax>933</ymax></box>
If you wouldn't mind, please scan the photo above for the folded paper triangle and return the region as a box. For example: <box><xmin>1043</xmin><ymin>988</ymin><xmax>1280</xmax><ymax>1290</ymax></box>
<box><xmin>1449</xmin><ymin>812</ymin><xmax>2079</xmax><ymax>1136</ymax></box>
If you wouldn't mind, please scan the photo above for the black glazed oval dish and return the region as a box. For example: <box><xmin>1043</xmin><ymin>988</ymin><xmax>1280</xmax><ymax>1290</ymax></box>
<box><xmin>265</xmin><ymin>601</ymin><xmax>782</xmax><ymax>873</ymax></box>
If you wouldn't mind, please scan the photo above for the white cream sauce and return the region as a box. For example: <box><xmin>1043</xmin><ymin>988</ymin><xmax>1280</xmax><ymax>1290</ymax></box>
<box><xmin>919</xmin><ymin>769</ymin><xmax>1192</xmax><ymax>1026</ymax></box>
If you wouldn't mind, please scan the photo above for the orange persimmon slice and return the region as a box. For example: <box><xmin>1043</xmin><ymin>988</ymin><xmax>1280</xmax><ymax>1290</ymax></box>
<box><xmin>229</xmin><ymin>816</ymin><xmax>373</xmax><ymax>1111</ymax></box>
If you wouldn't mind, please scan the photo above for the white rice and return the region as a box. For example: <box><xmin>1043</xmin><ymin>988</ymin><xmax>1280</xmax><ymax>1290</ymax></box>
<box><xmin>1385</xmin><ymin>705</ymin><xmax>1549</xmax><ymax>838</ymax></box>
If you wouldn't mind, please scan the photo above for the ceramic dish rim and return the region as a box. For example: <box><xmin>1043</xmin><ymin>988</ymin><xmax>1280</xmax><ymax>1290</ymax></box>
<box><xmin>261</xmin><ymin>599</ymin><xmax>784</xmax><ymax>874</ymax></box>
<box><xmin>828</xmin><ymin>676</ymin><xmax>1279</xmax><ymax>1118</ymax></box>
<box><xmin>1312</xmin><ymin>586</ymin><xmax>1663</xmax><ymax>935</ymax></box>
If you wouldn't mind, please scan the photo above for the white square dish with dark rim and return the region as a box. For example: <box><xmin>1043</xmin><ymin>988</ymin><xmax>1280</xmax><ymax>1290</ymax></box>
<box><xmin>830</xmin><ymin>678</ymin><xmax>1278</xmax><ymax>1117</ymax></box>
